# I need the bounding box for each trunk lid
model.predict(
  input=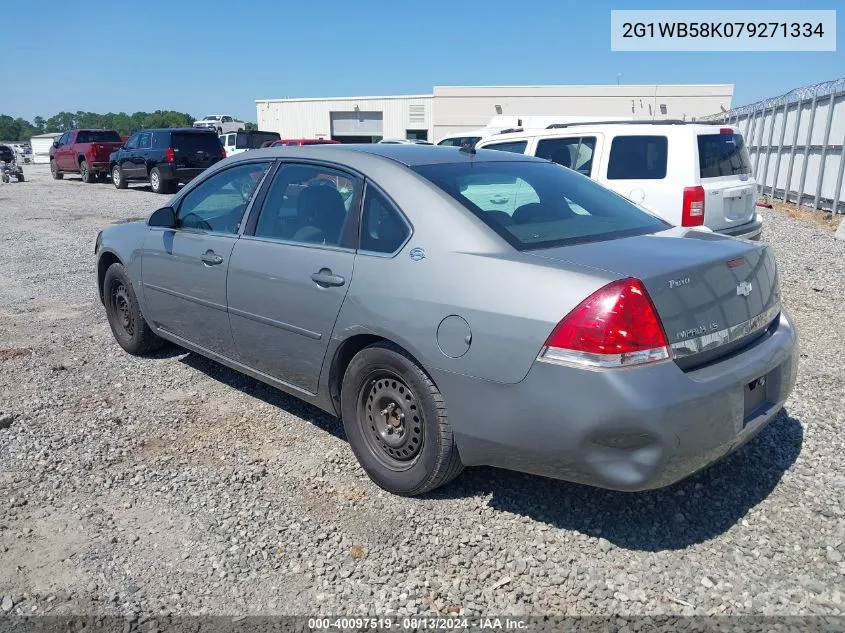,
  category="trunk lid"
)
[529,228,781,368]
[696,129,757,231]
